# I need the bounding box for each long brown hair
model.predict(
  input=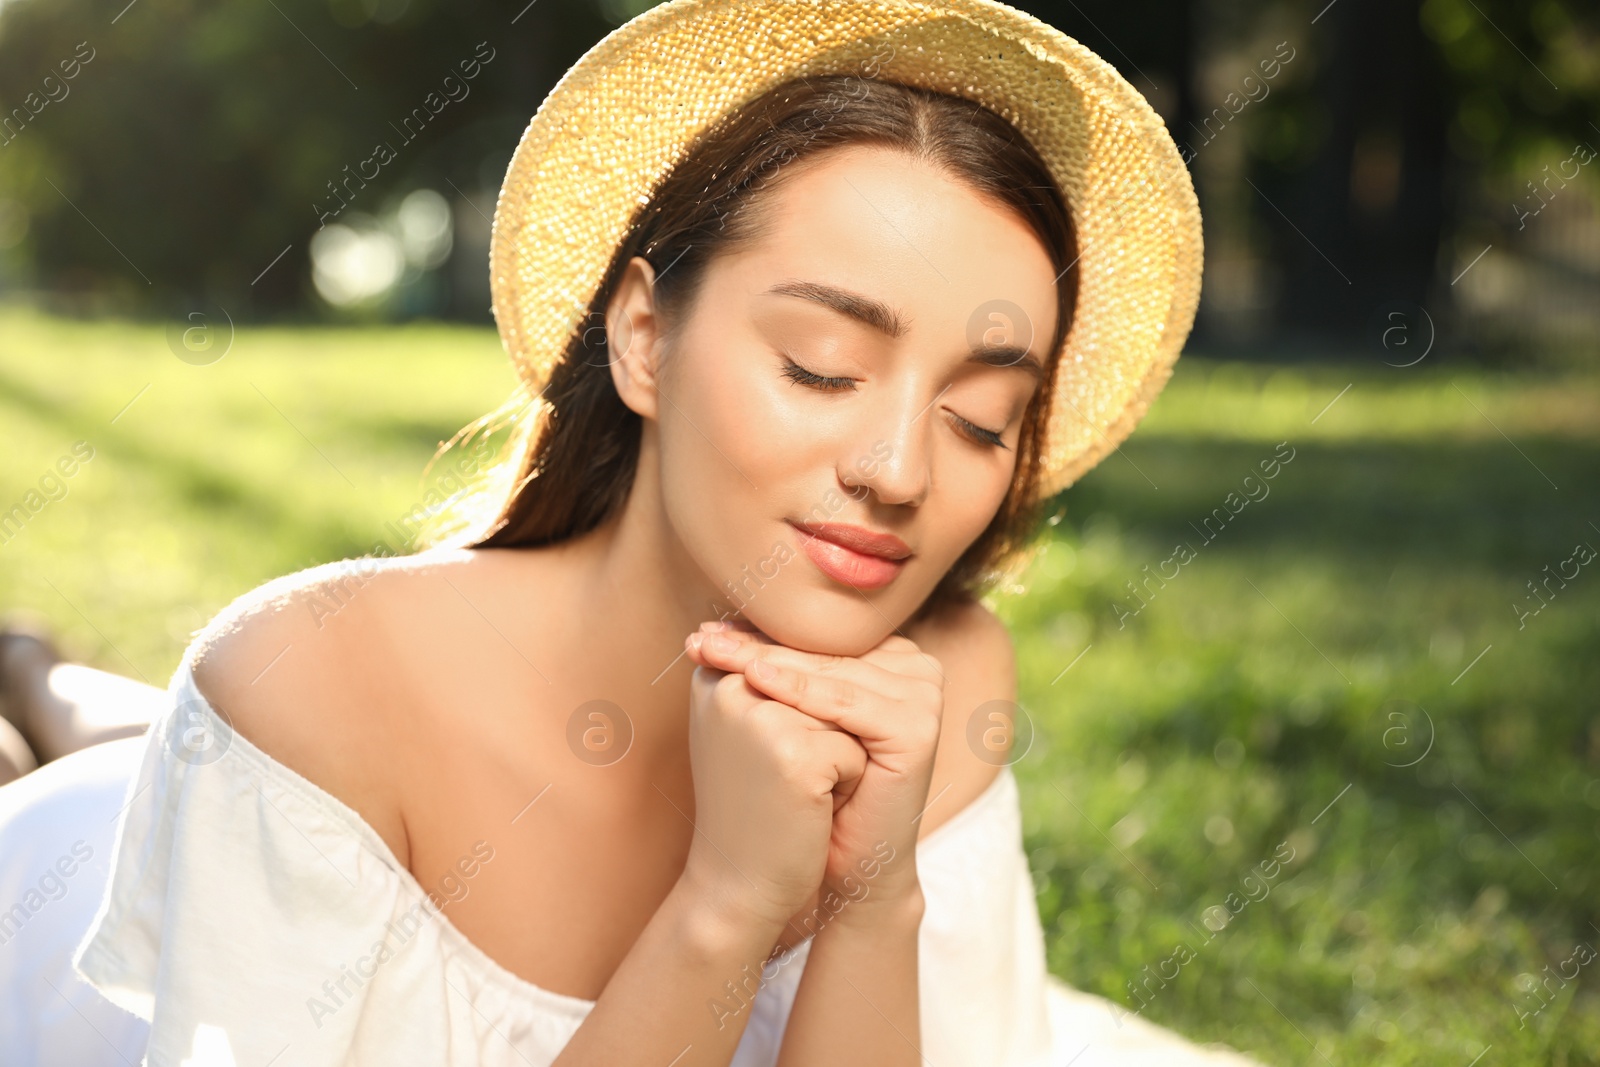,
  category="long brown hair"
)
[422,73,1078,621]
